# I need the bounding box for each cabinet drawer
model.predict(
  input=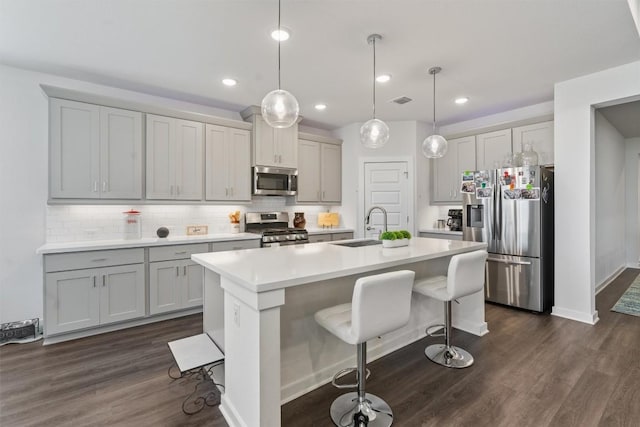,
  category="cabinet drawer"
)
[45,248,144,273]
[331,232,354,241]
[149,243,209,262]
[212,239,261,252]
[308,234,331,243]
